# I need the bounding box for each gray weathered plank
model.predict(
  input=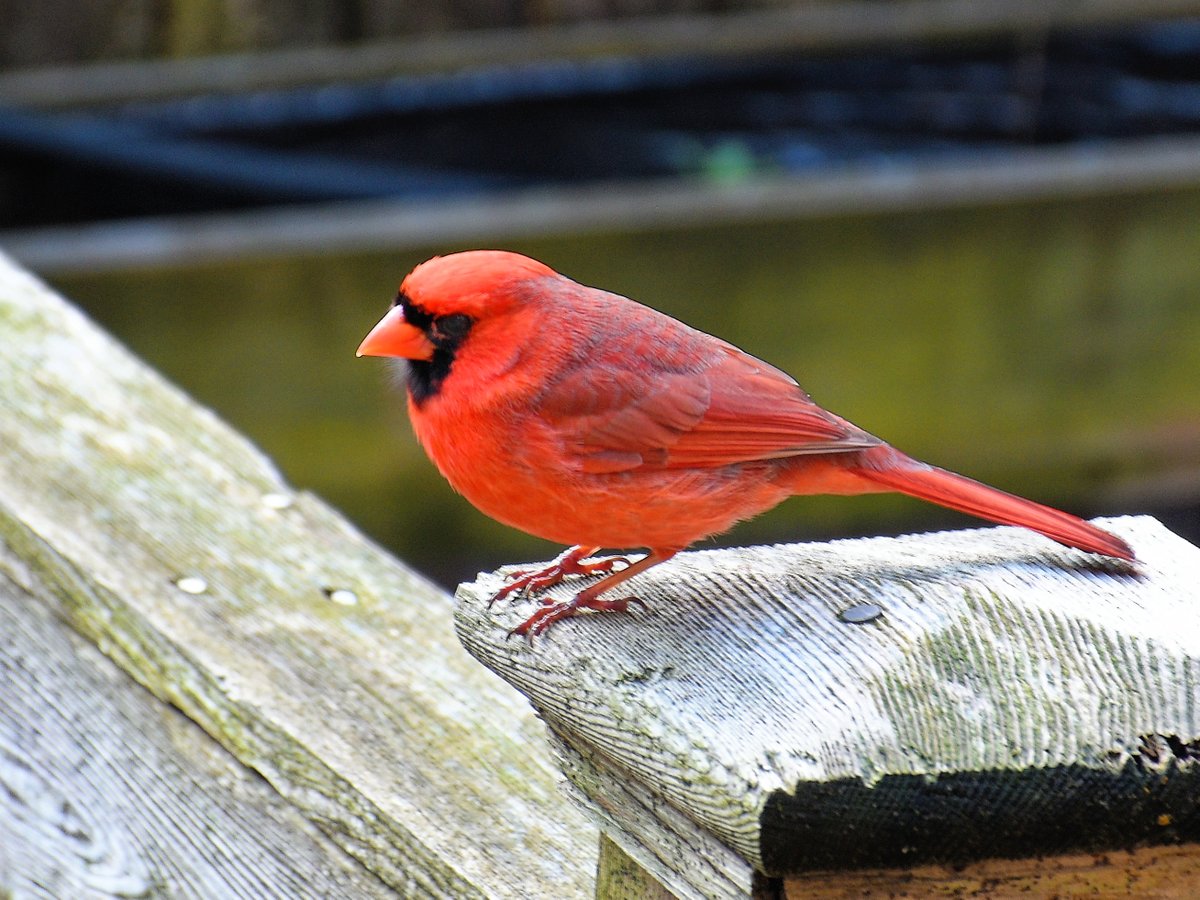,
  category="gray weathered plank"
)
[0,253,598,897]
[457,516,1199,900]
[0,568,398,899]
